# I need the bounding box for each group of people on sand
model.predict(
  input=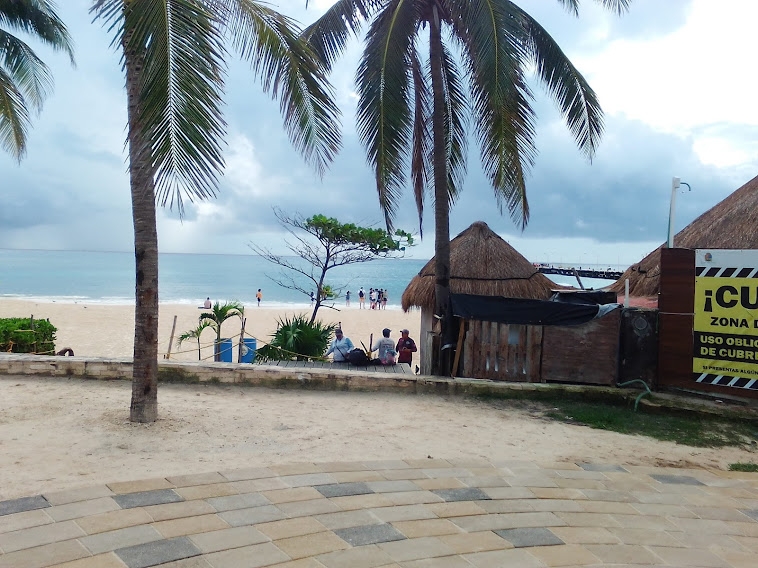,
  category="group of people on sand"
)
[346,287,388,309]
[325,327,416,366]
